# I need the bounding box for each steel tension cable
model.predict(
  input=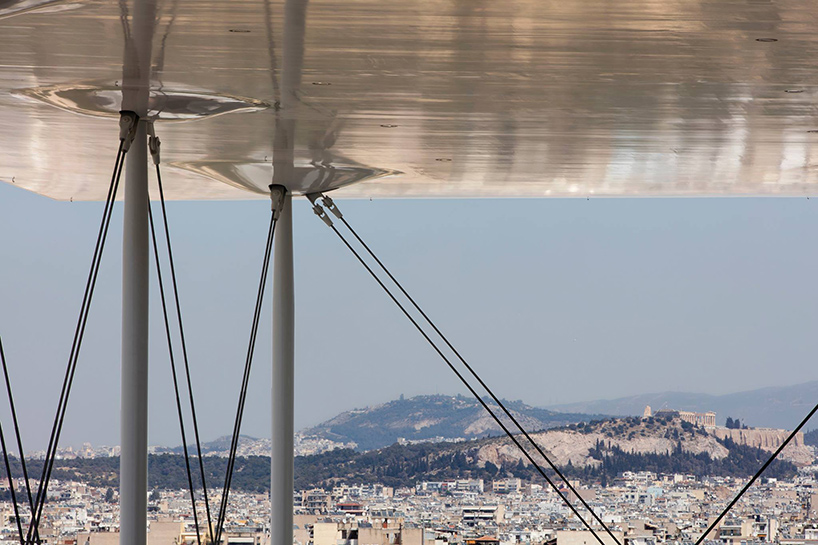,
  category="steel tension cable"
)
[0,336,25,545]
[145,124,284,545]
[28,111,139,544]
[0,334,35,518]
[146,124,215,545]
[0,418,24,545]
[213,185,284,545]
[314,194,816,545]
[148,122,213,542]
[146,125,208,545]
[313,193,620,544]
[307,195,615,545]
